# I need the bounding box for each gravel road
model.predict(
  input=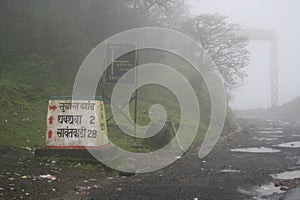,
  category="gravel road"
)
[1,119,300,200]
[87,119,300,200]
